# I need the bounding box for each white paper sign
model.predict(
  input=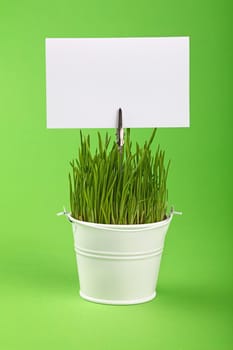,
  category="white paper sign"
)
[46,37,189,128]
